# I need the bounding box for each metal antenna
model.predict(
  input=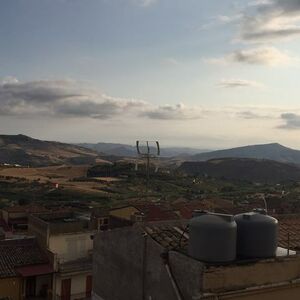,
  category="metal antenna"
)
[136,140,160,191]
[261,194,268,214]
